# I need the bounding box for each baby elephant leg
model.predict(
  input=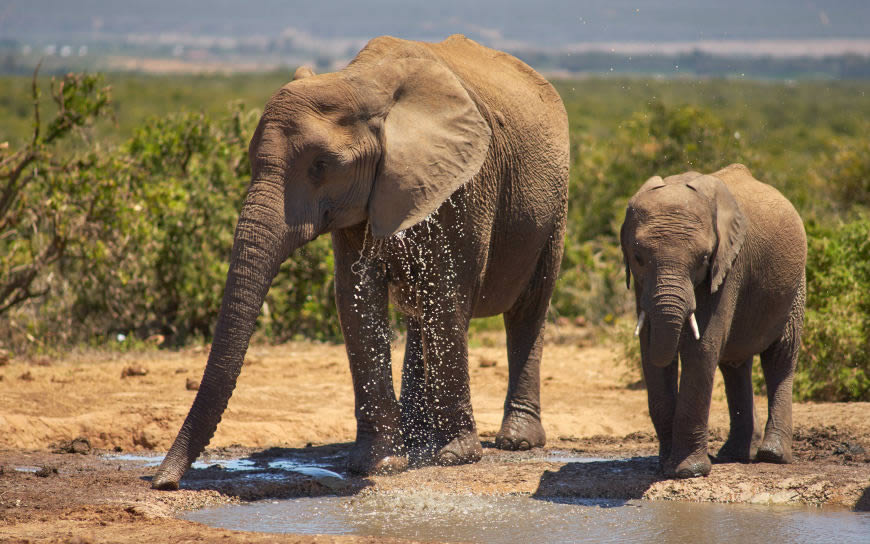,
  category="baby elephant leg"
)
[716,358,762,462]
